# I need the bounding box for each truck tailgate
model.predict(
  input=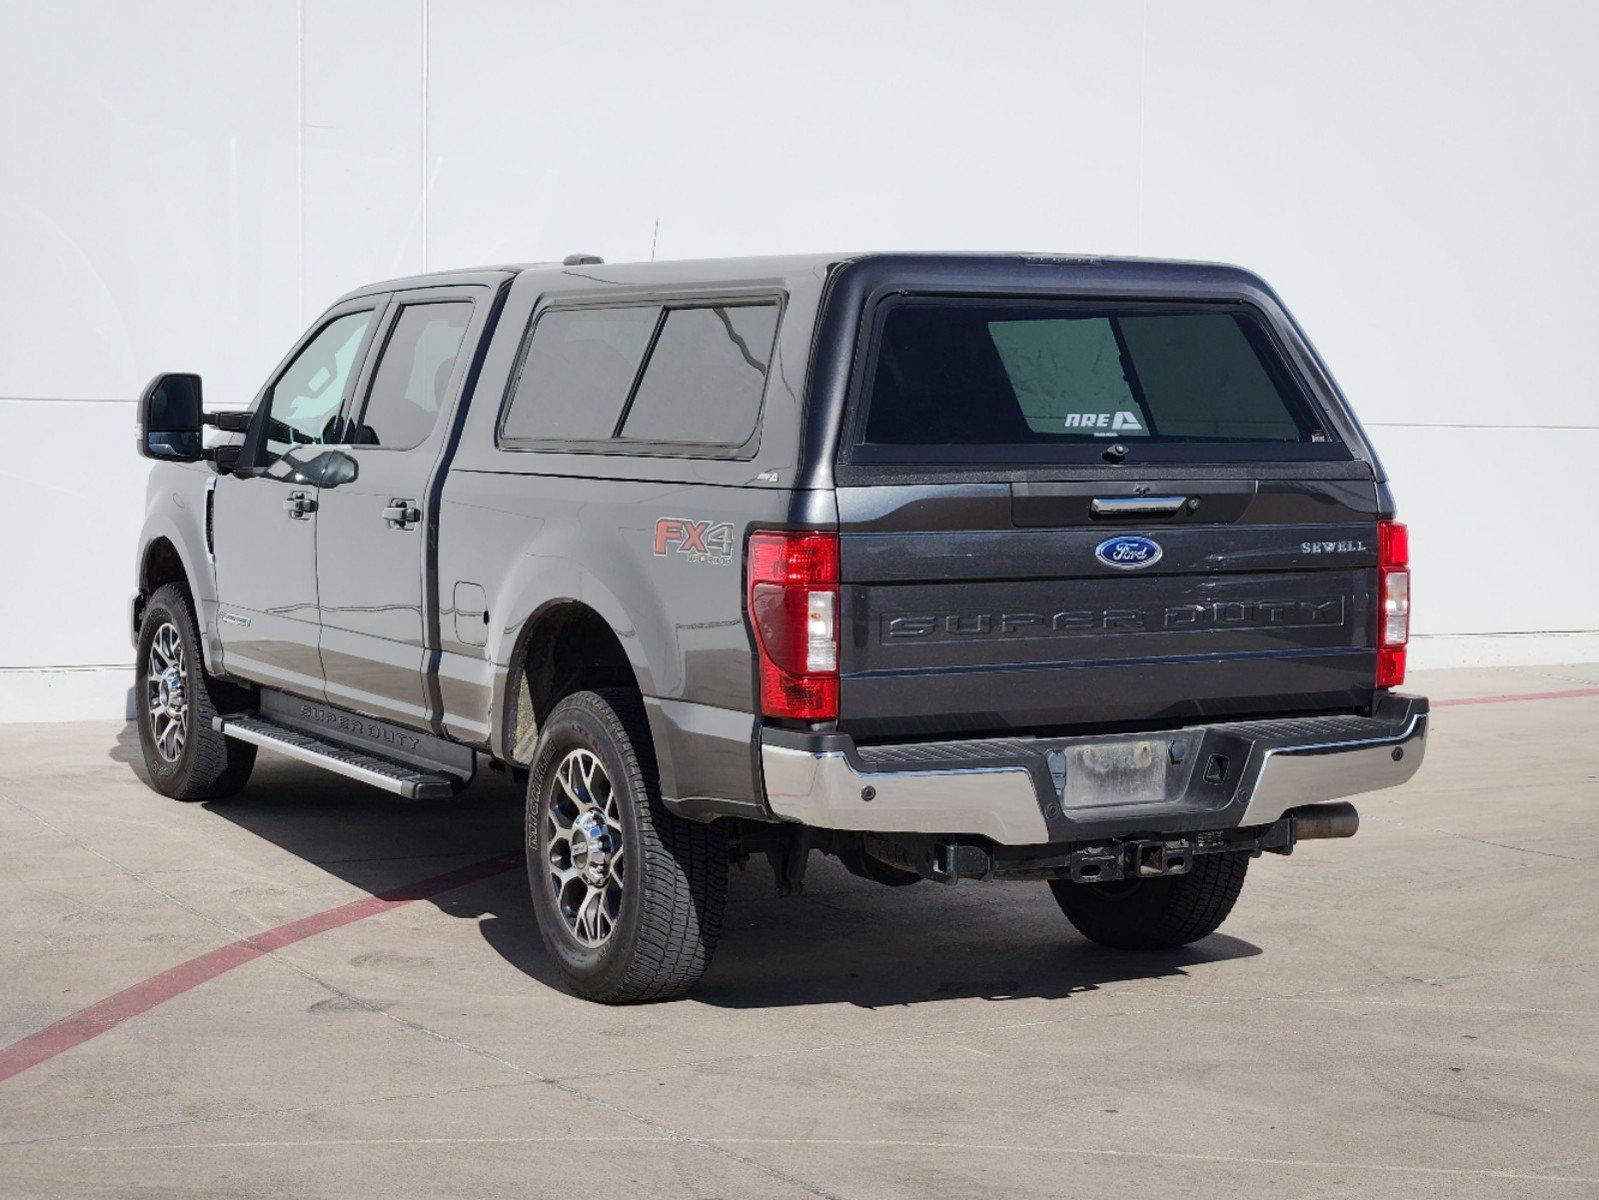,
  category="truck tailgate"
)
[836,476,1380,739]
